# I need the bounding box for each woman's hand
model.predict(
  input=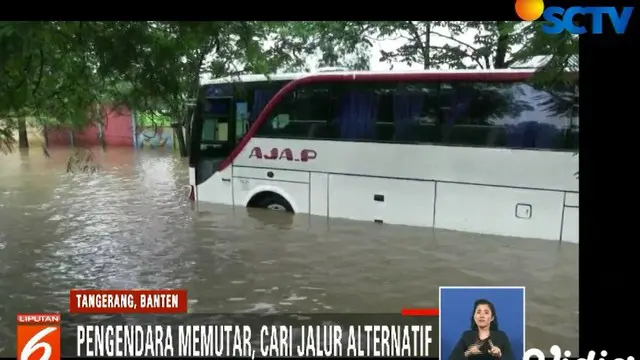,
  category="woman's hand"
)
[488,340,502,358]
[464,343,482,357]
